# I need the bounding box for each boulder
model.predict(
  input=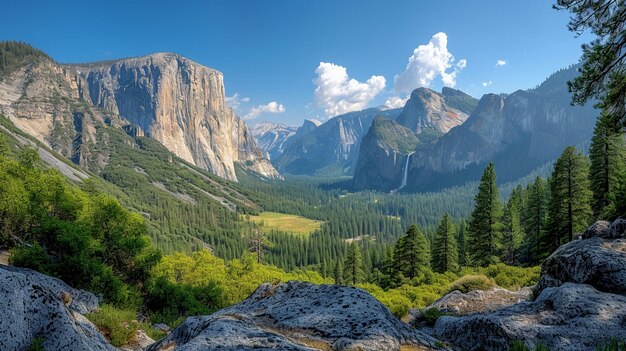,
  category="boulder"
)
[148,281,444,351]
[582,220,611,239]
[0,265,115,351]
[435,283,626,351]
[534,236,626,296]
[415,287,532,319]
[610,217,626,238]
